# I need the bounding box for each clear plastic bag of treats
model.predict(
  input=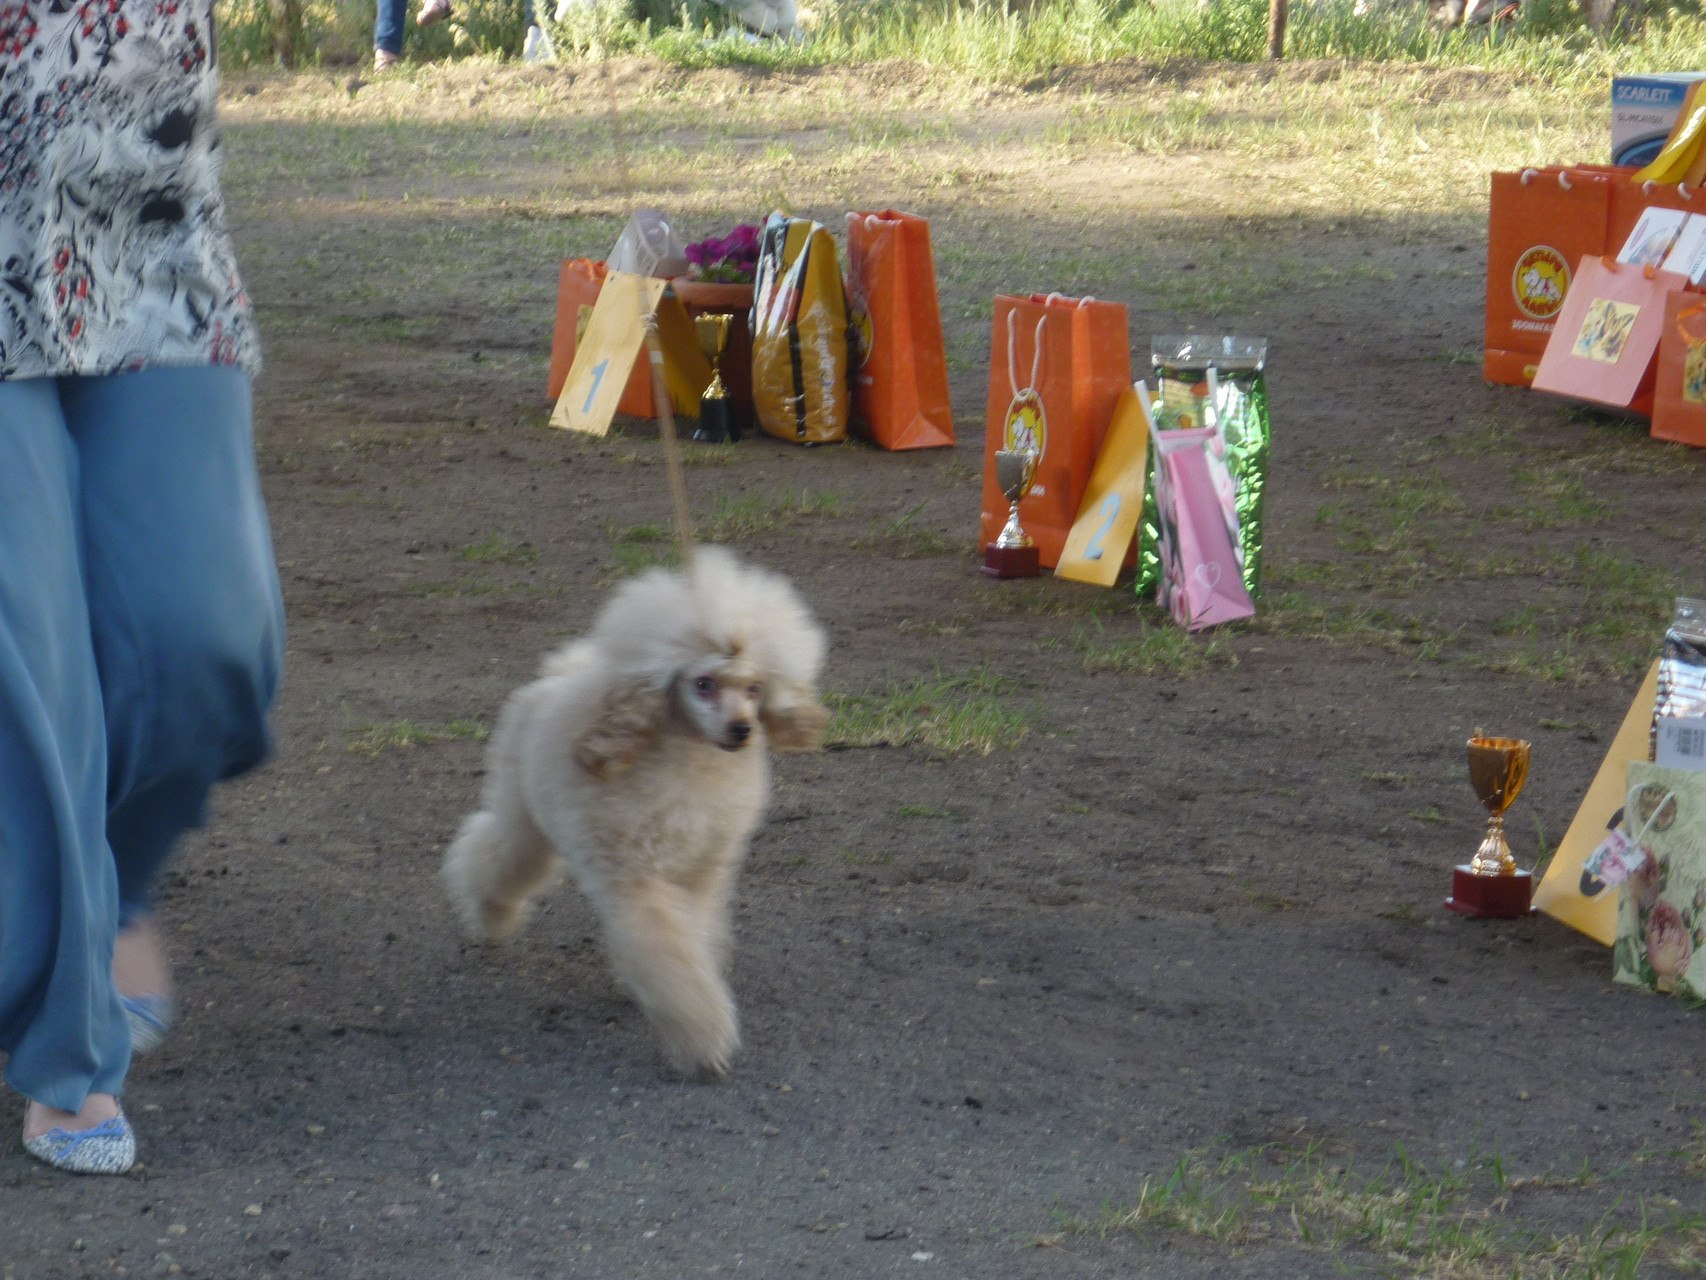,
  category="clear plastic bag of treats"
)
[1135,336,1270,601]
[1653,597,1706,769]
